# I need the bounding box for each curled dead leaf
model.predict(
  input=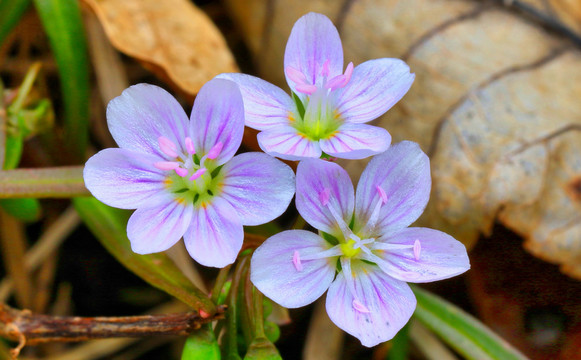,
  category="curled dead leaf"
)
[83,0,238,96]
[224,0,581,278]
